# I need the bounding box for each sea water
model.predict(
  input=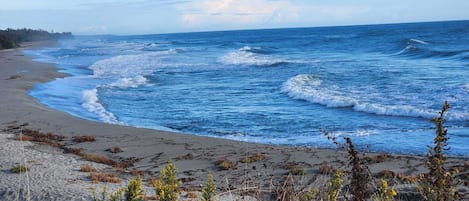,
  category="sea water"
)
[25,21,469,156]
